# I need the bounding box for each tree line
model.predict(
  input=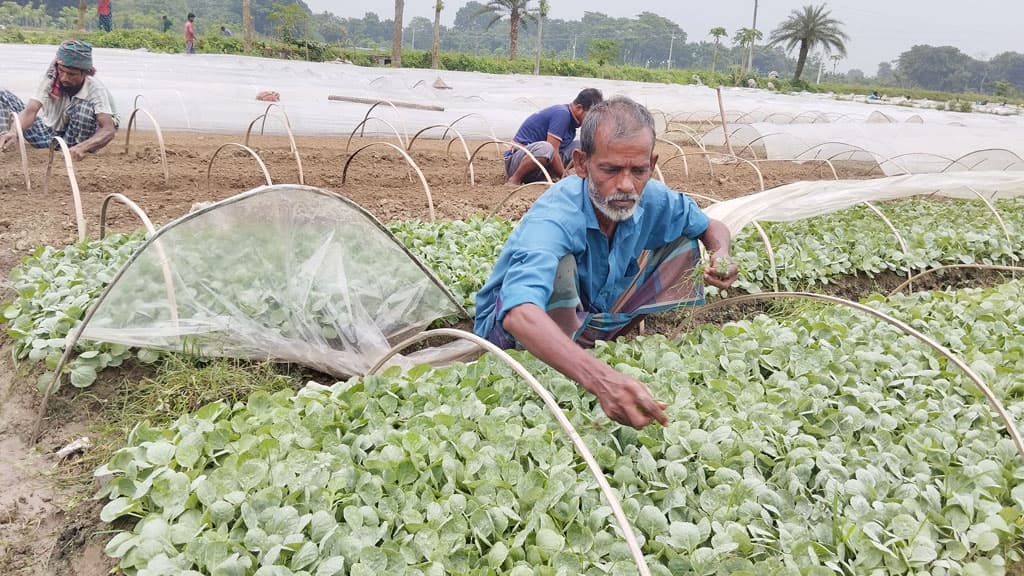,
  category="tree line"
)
[3,0,1023,97]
